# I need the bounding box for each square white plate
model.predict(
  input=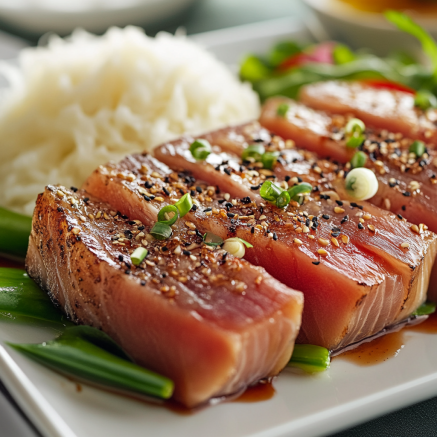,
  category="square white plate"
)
[2,17,437,437]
